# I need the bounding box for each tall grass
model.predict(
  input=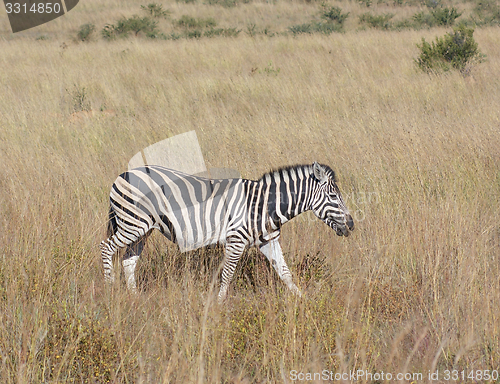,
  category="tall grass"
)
[0,27,499,381]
